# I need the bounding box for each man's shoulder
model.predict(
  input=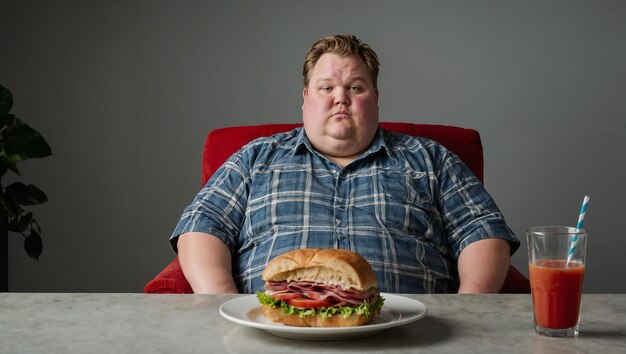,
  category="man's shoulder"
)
[228,127,302,168]
[243,127,302,151]
[381,128,447,153]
